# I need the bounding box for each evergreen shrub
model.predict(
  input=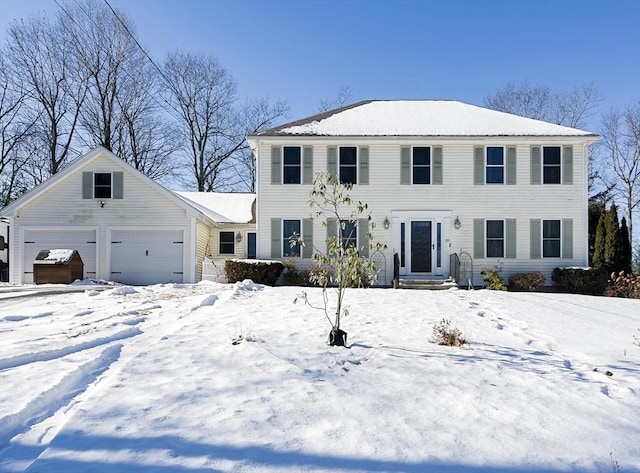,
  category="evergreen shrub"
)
[225,260,284,285]
[551,267,608,295]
